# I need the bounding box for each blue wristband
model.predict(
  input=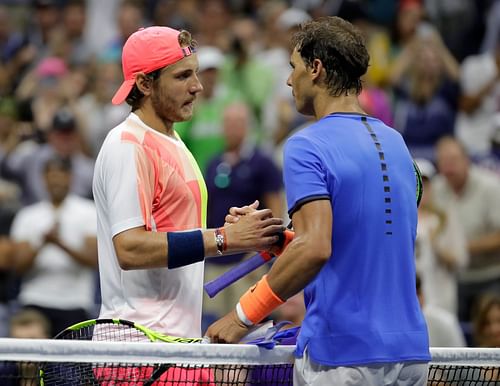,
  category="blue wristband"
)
[167,230,205,269]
